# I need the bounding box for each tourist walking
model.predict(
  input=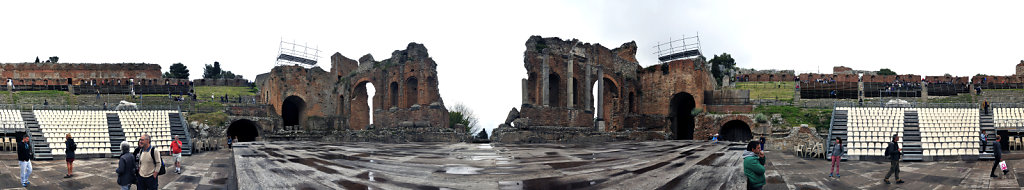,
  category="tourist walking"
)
[65,133,77,178]
[830,137,844,178]
[883,134,904,184]
[981,133,988,153]
[116,141,136,190]
[991,135,1004,178]
[17,135,33,187]
[744,140,766,190]
[136,134,162,190]
[172,135,183,174]
[227,136,233,149]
